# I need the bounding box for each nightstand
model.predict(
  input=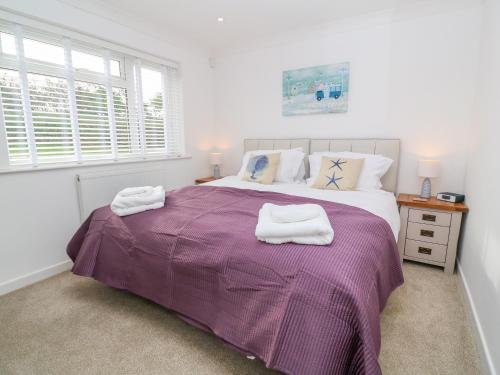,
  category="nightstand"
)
[397,194,469,274]
[195,176,223,185]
